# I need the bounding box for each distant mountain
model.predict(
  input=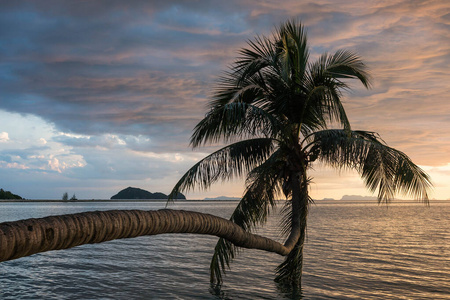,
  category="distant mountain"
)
[203,196,241,200]
[110,187,186,200]
[340,195,377,201]
[0,188,22,200]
